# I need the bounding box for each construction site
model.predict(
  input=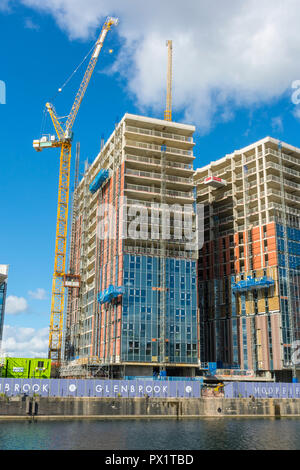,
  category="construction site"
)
[28,17,300,383]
